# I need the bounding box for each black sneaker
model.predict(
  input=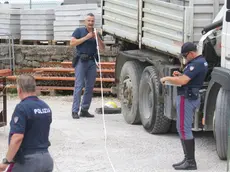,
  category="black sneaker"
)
[72,112,80,119]
[80,110,94,118]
